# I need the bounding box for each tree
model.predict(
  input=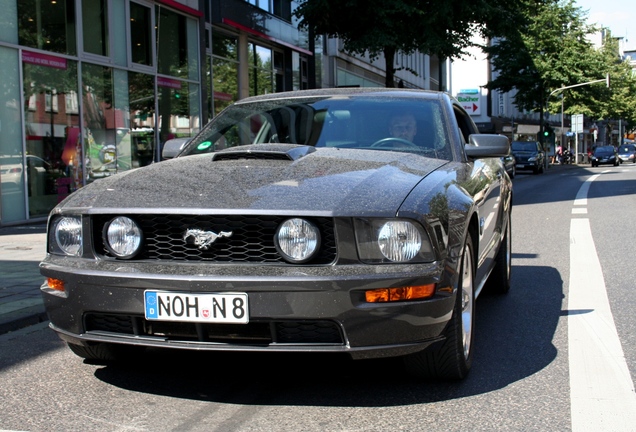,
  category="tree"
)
[485,0,600,136]
[485,0,636,143]
[575,35,636,135]
[294,0,526,88]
